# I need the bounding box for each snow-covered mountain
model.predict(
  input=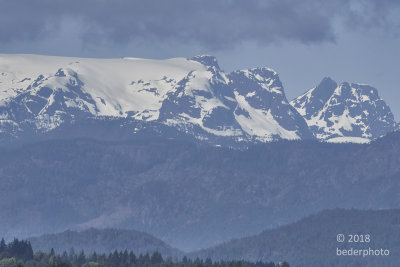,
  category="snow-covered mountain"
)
[1,54,397,145]
[290,77,397,143]
[0,54,312,145]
